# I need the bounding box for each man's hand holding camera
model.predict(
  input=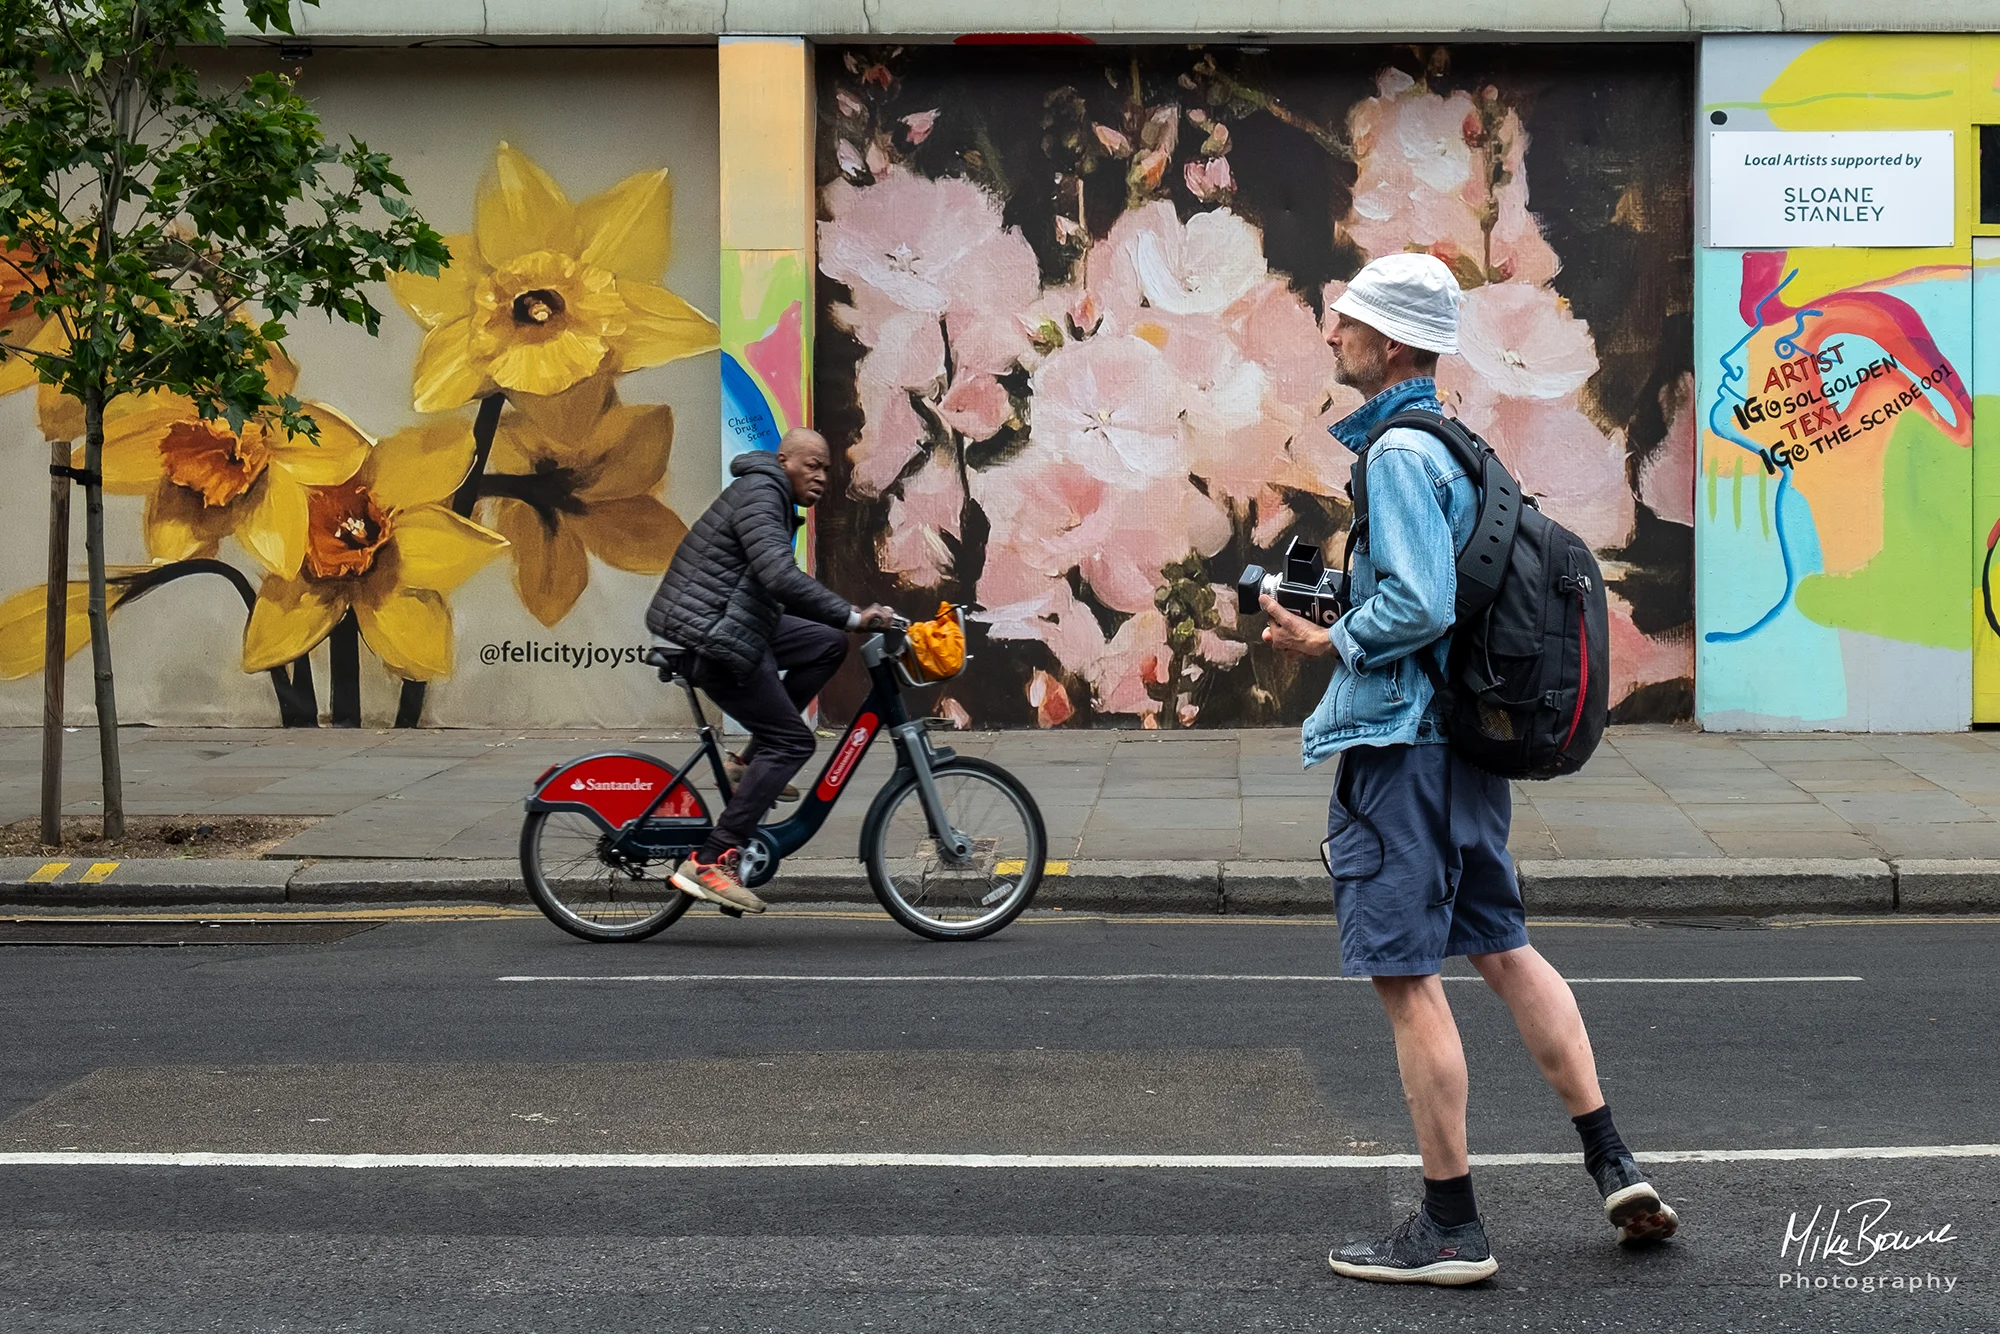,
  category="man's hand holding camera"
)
[1260,595,1340,660]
